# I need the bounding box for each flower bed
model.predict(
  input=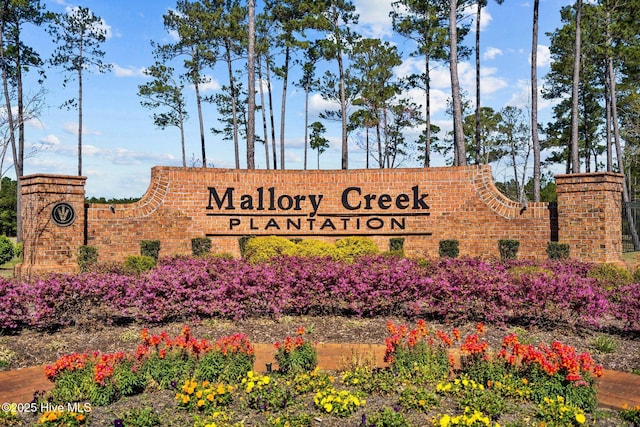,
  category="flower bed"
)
[2,321,637,426]
[1,256,639,332]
